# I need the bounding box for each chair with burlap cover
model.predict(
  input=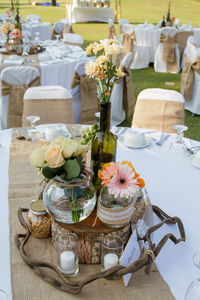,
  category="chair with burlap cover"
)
[132,88,185,133]
[0,66,40,130]
[181,44,200,115]
[154,27,180,73]
[71,58,98,124]
[22,85,74,126]
[110,52,135,126]
[52,22,65,39]
[121,28,150,69]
